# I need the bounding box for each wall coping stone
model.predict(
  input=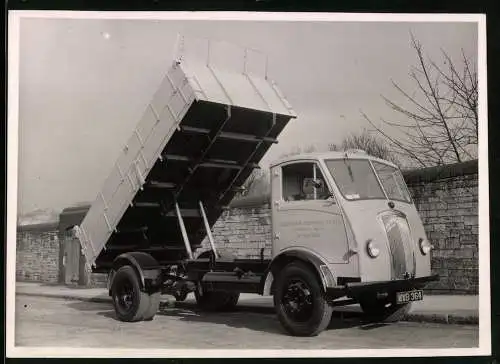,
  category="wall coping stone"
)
[58,204,91,231]
[228,160,478,208]
[17,222,59,233]
[403,160,478,185]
